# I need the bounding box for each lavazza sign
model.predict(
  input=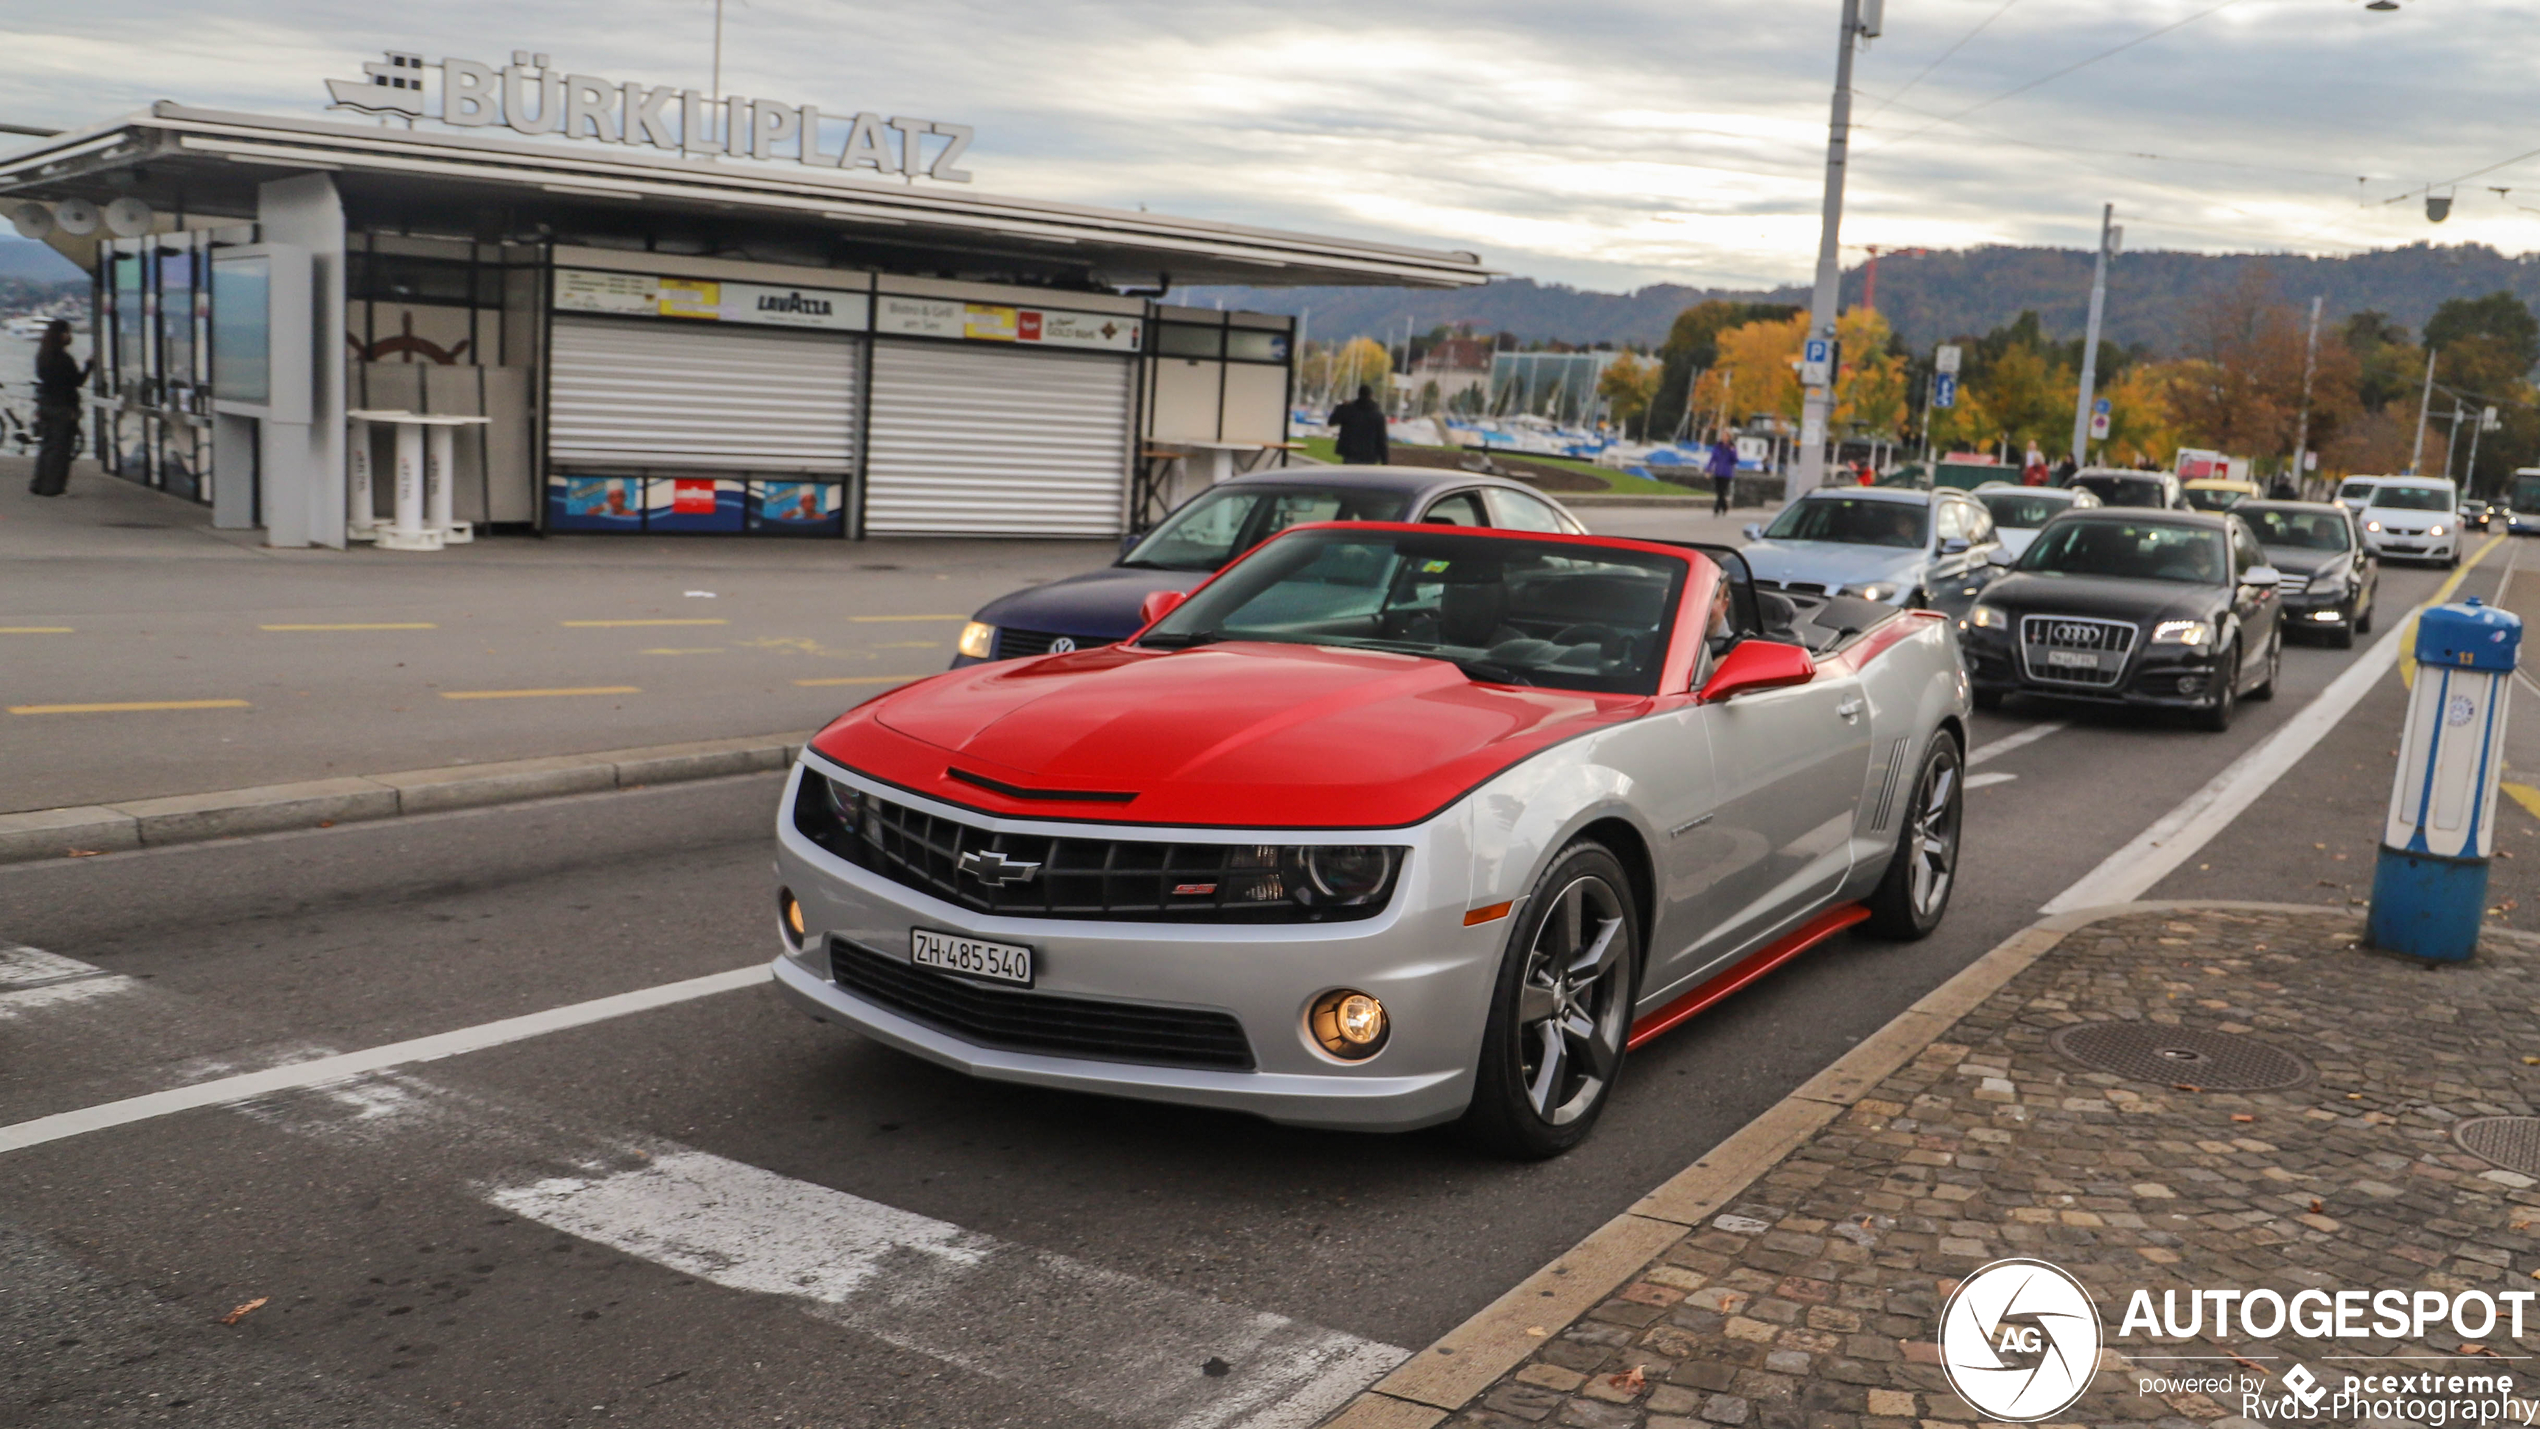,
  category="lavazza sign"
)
[325,49,974,182]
